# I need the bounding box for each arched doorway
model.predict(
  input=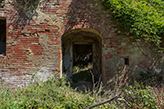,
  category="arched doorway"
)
[62,29,102,85]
